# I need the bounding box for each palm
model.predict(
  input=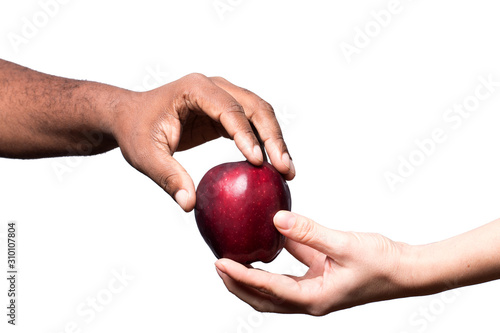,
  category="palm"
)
[215,213,407,315]
[176,112,227,151]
